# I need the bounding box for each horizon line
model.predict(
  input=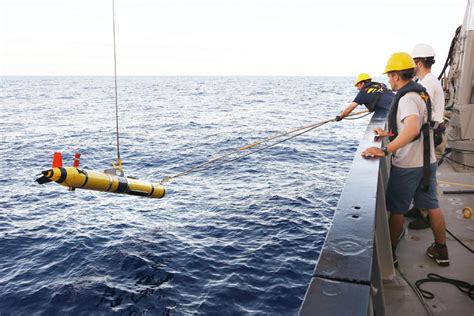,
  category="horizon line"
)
[0,74,386,77]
